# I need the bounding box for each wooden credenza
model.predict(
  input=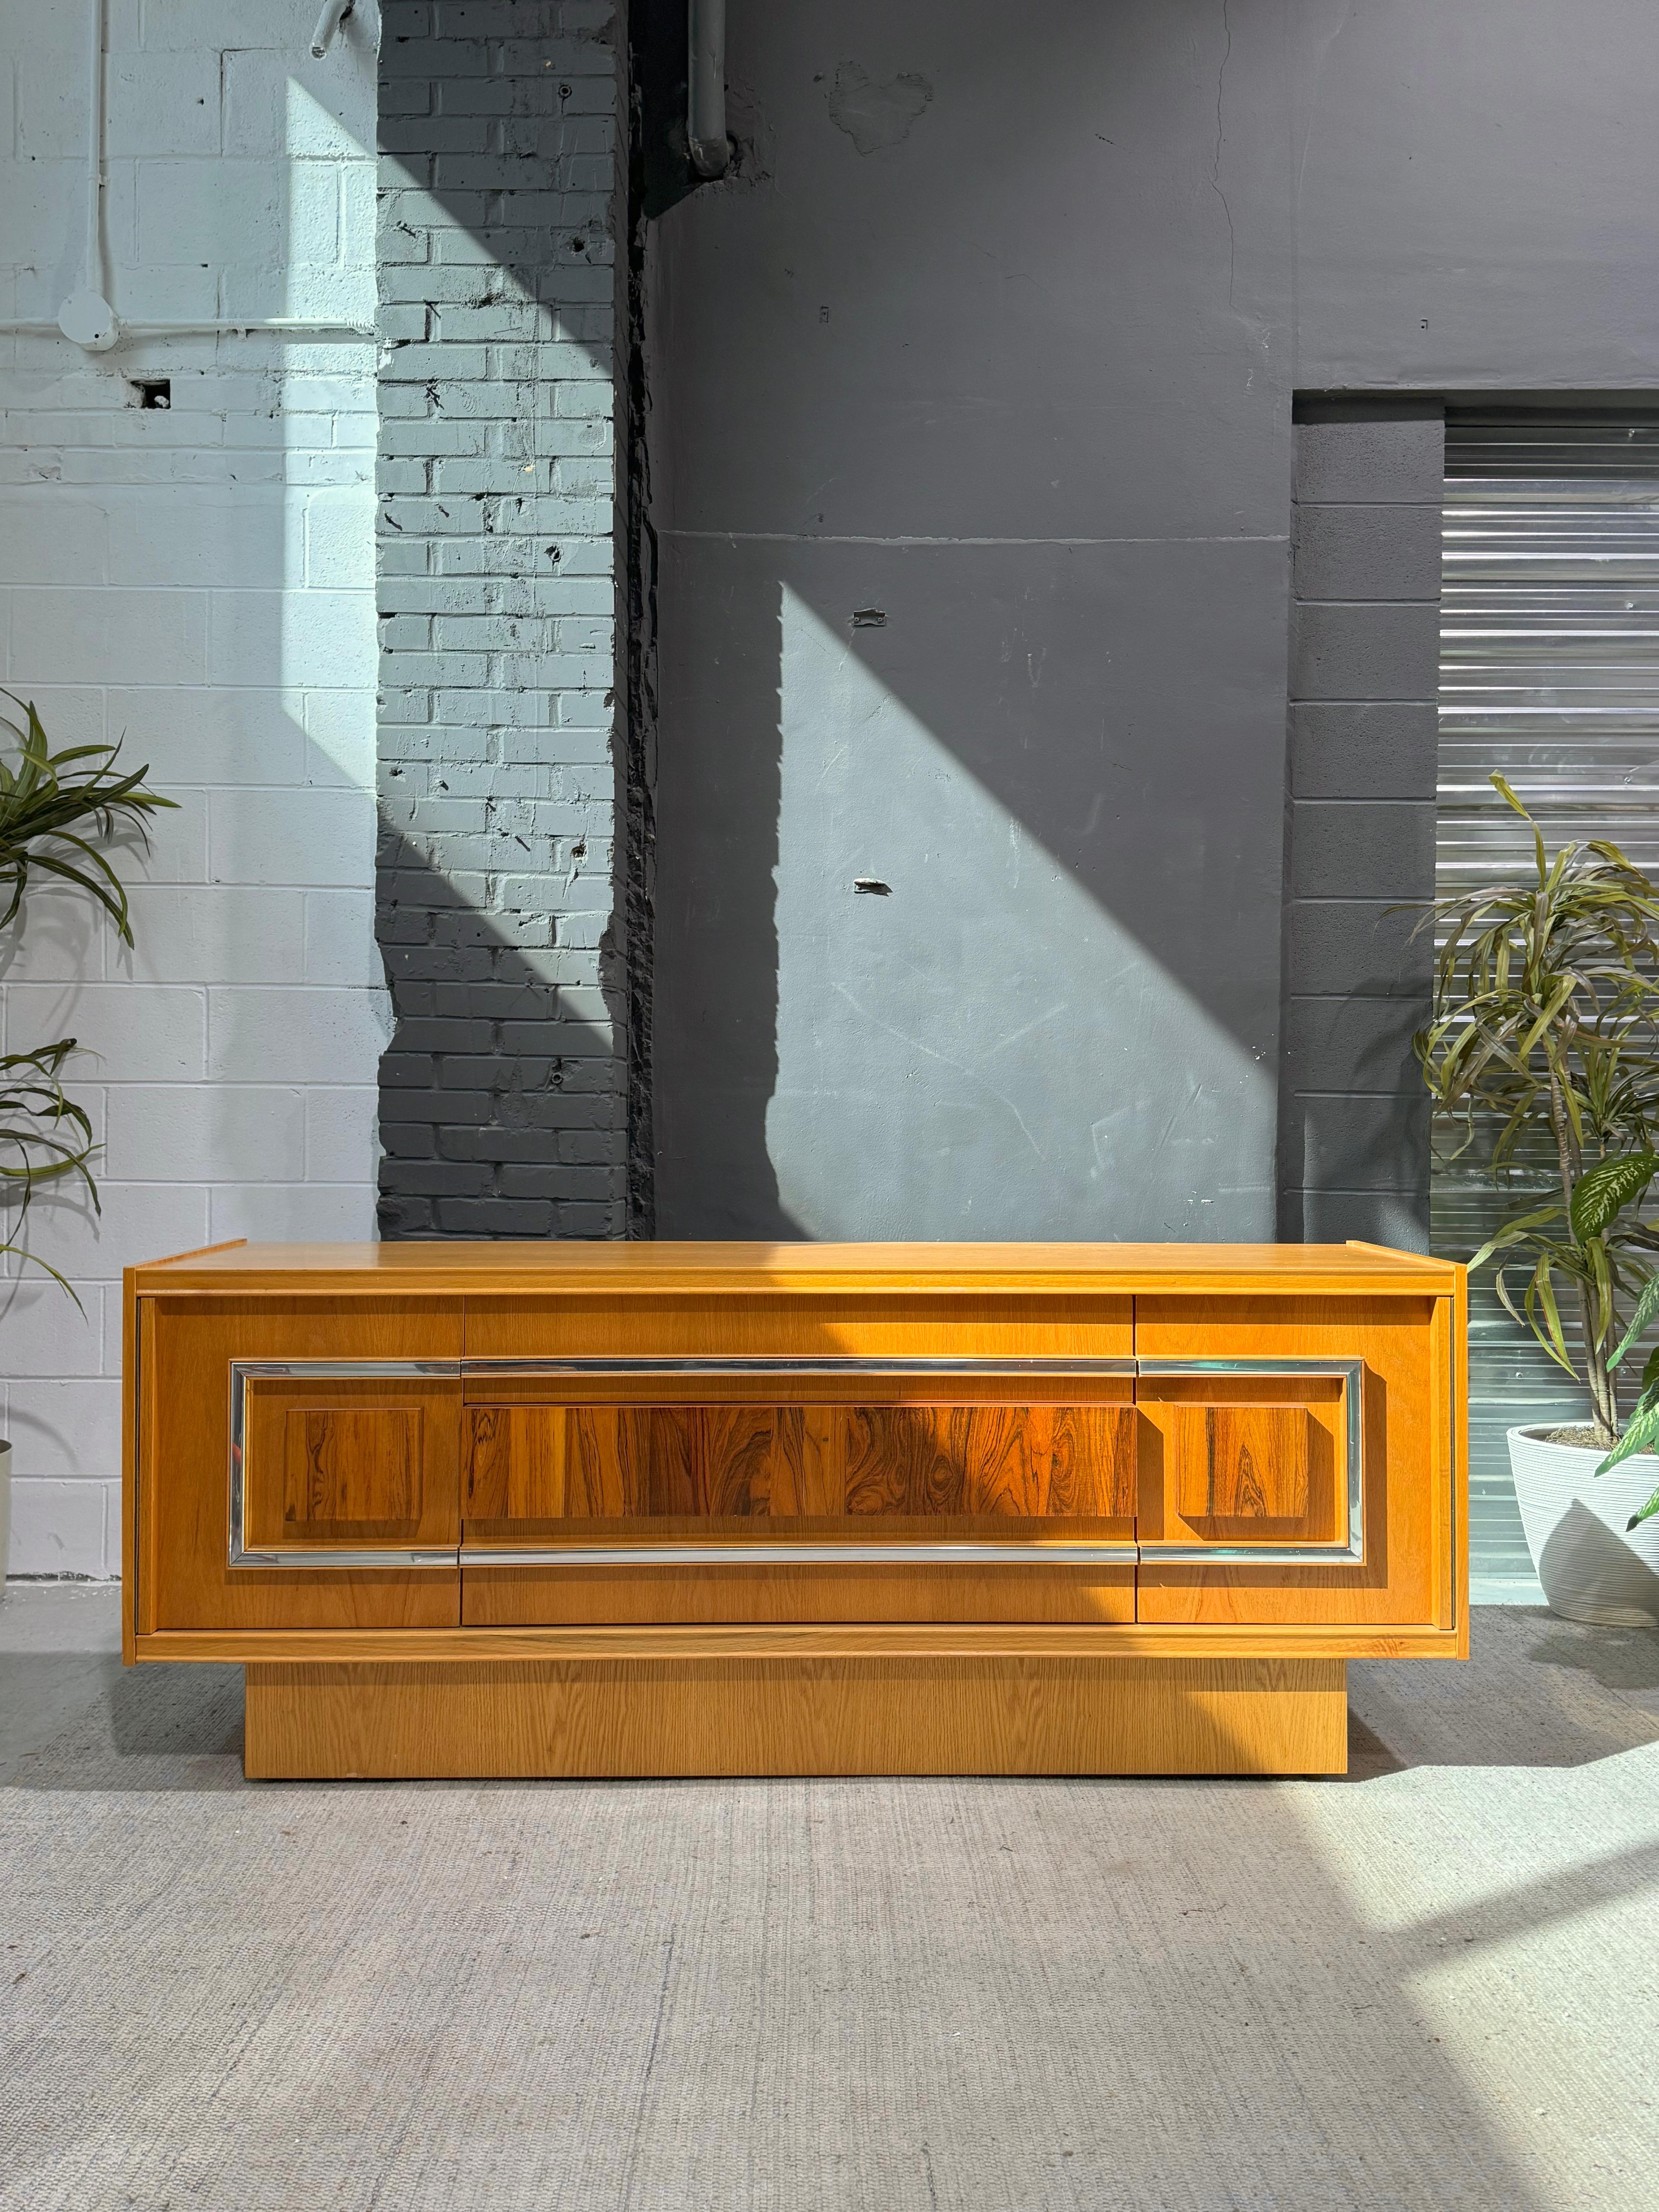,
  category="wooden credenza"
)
[122,1240,1467,1778]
